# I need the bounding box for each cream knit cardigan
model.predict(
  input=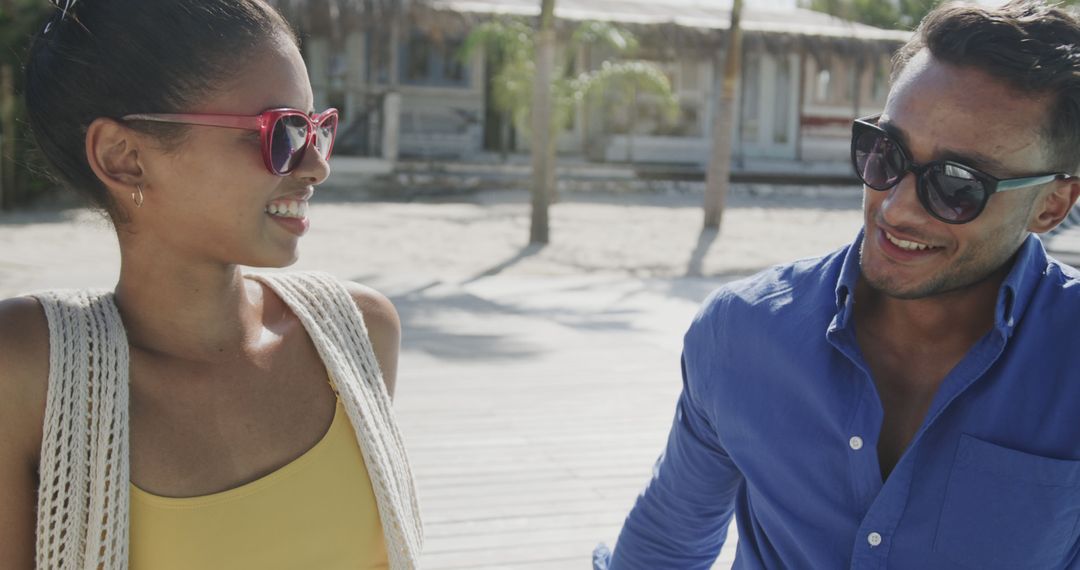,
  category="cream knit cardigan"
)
[30,271,423,570]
